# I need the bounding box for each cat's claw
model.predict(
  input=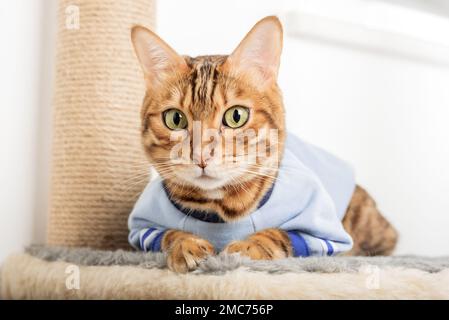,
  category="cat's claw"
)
[166,237,215,273]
